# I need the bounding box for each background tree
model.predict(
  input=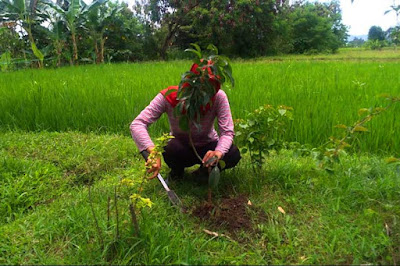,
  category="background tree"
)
[105,2,150,61]
[289,1,347,54]
[0,0,350,68]
[86,1,122,63]
[368,26,385,41]
[0,0,47,67]
[347,37,365,47]
[45,0,106,64]
[135,0,201,60]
